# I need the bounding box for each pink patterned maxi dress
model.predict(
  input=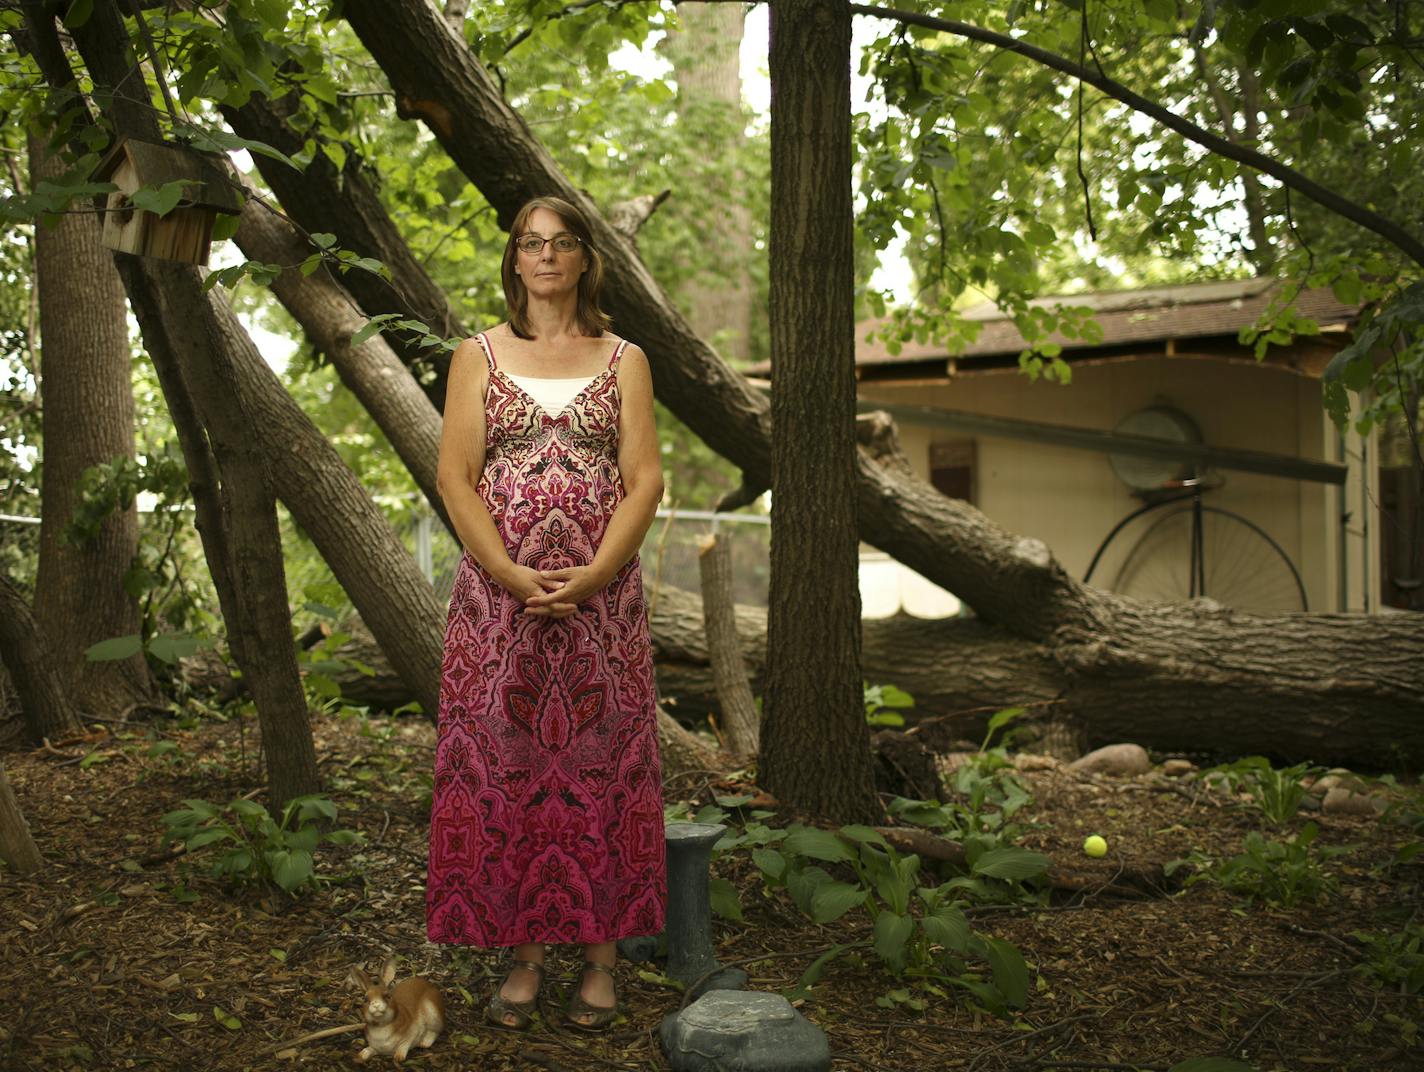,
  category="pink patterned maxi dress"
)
[426,332,667,947]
